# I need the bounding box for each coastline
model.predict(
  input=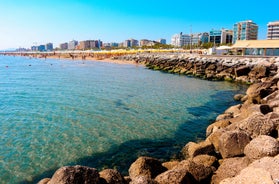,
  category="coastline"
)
[2,53,279,183]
